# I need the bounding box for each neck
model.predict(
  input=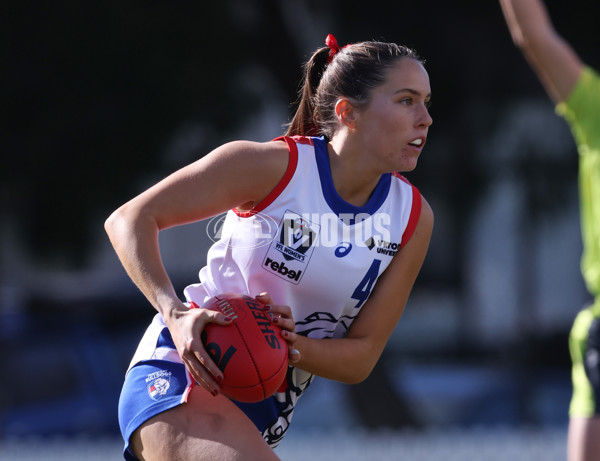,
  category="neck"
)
[327,134,382,207]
